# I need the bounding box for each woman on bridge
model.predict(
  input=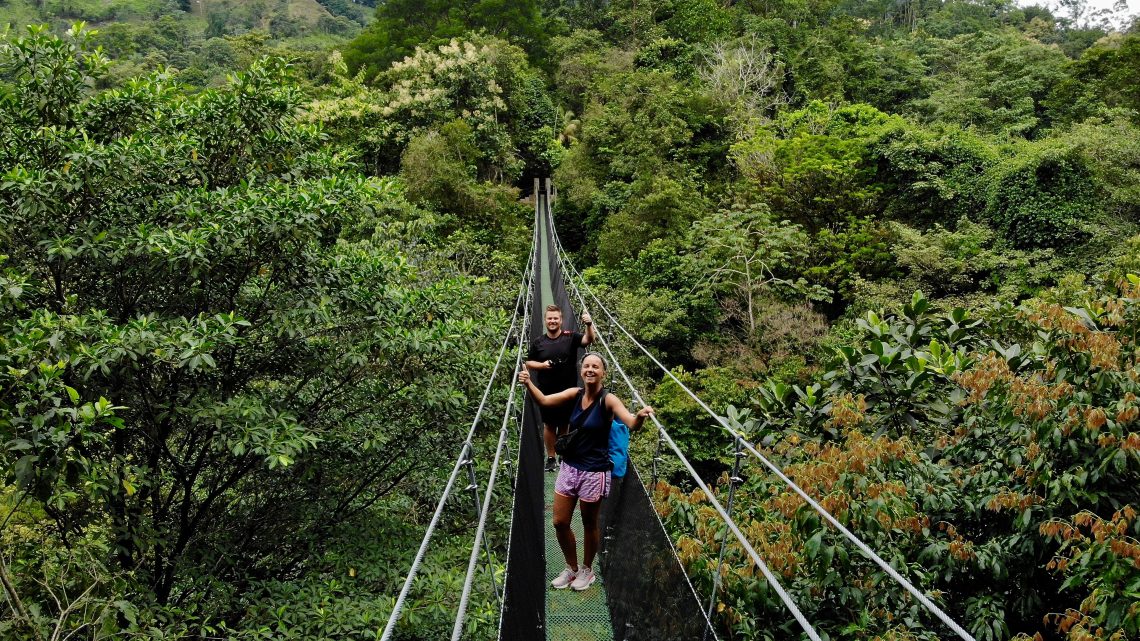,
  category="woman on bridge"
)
[519,353,653,591]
